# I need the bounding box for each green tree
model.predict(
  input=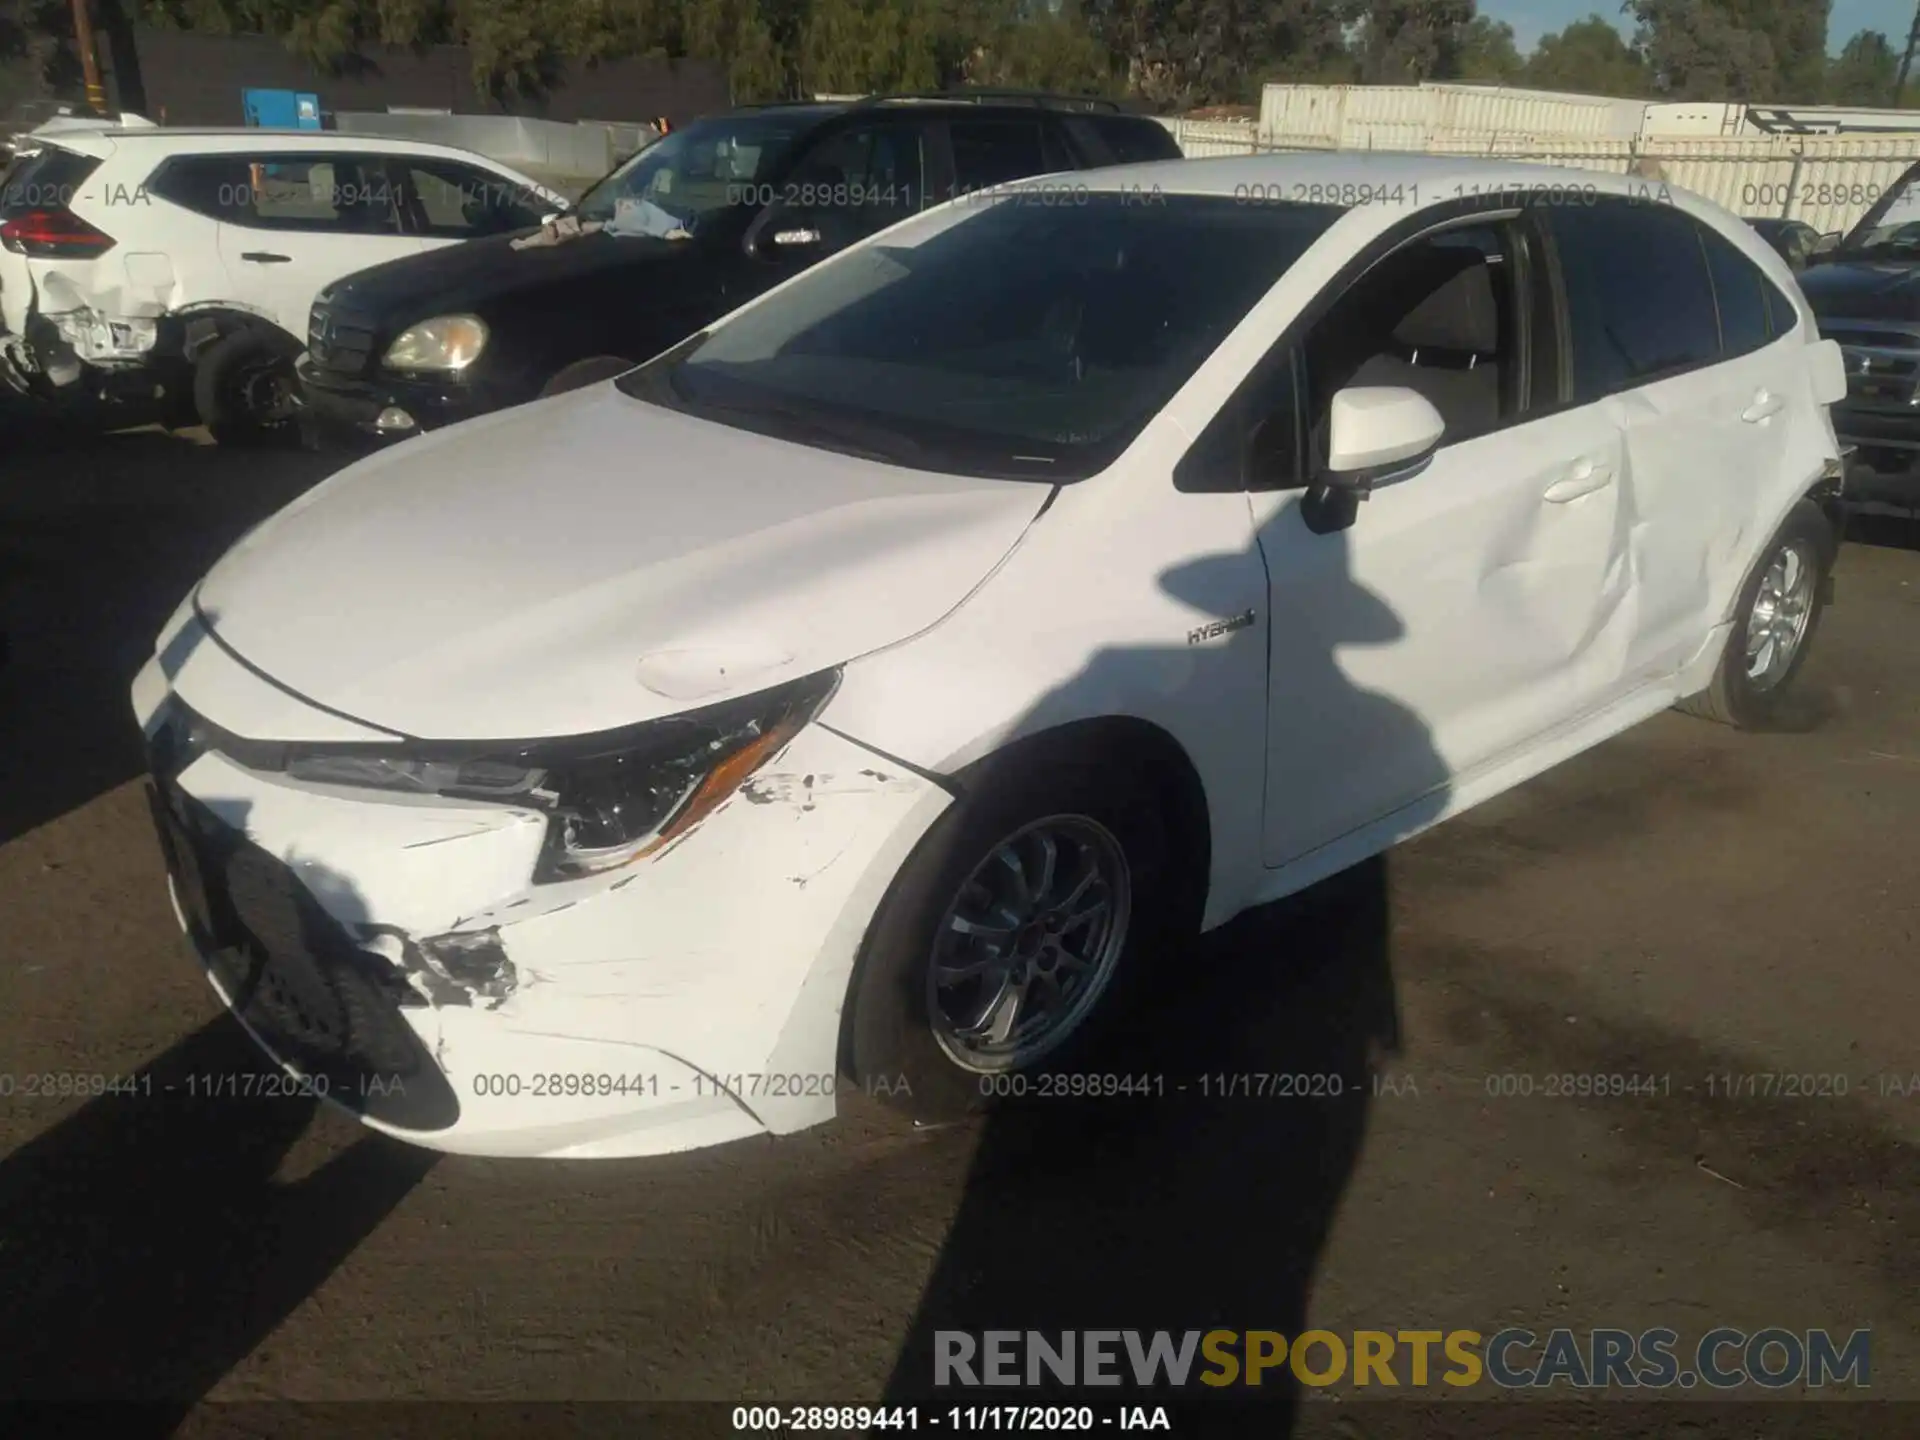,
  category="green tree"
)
[1825,27,1897,104]
[1624,0,1827,100]
[1351,0,1478,84]
[1453,13,1521,81]
[1523,15,1653,94]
